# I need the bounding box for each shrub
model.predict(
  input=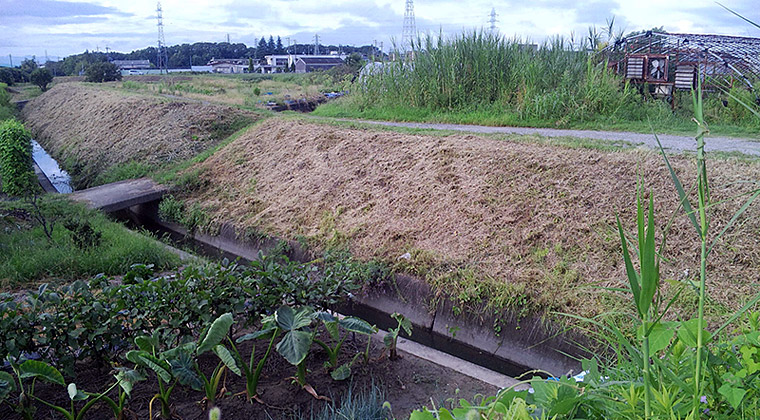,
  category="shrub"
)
[0,83,13,121]
[30,68,53,91]
[0,119,36,196]
[85,62,122,83]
